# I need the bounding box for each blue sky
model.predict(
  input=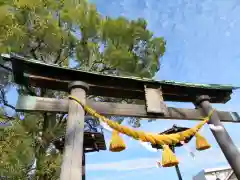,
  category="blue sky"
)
[4,0,240,179]
[85,0,240,179]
